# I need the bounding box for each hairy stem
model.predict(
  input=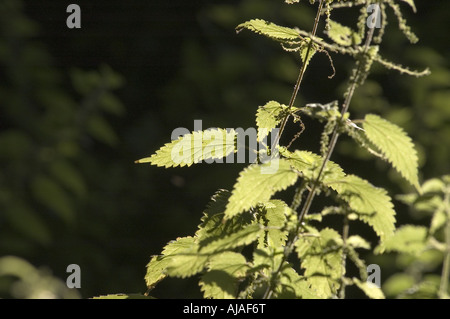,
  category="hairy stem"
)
[263,1,378,299]
[262,0,325,299]
[271,0,325,151]
[298,24,376,226]
[339,215,350,299]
